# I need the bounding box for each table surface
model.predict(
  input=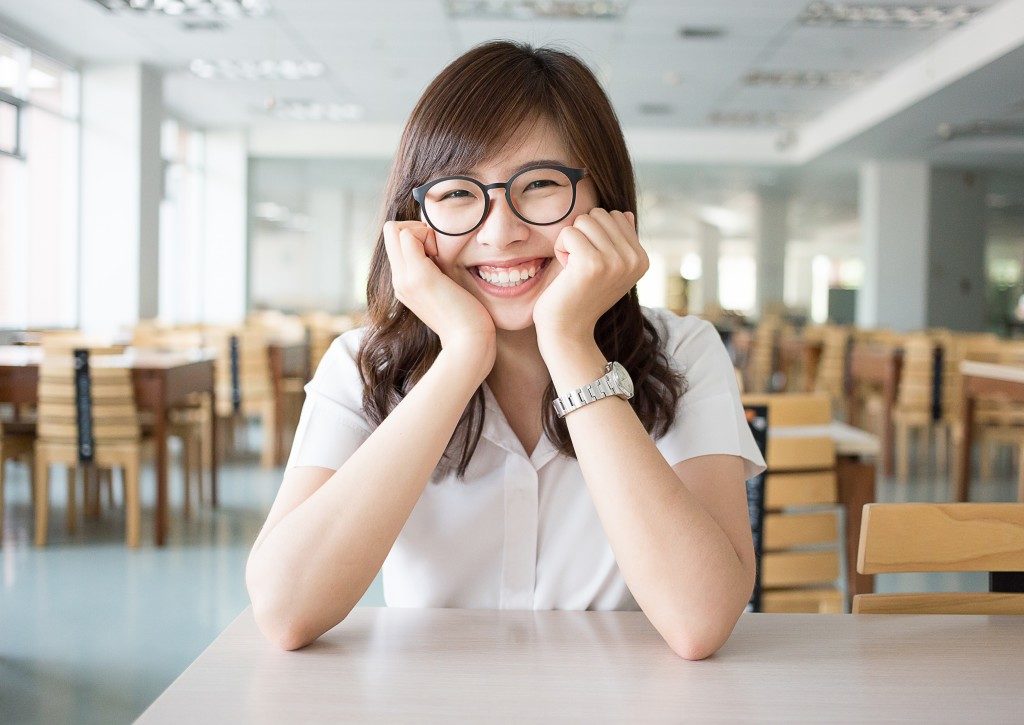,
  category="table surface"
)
[771,420,880,458]
[0,345,217,369]
[961,360,1024,384]
[139,607,1023,723]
